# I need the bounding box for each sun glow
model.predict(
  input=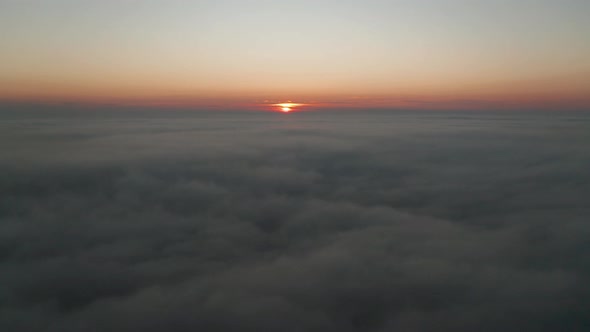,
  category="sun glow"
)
[274,102,303,113]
